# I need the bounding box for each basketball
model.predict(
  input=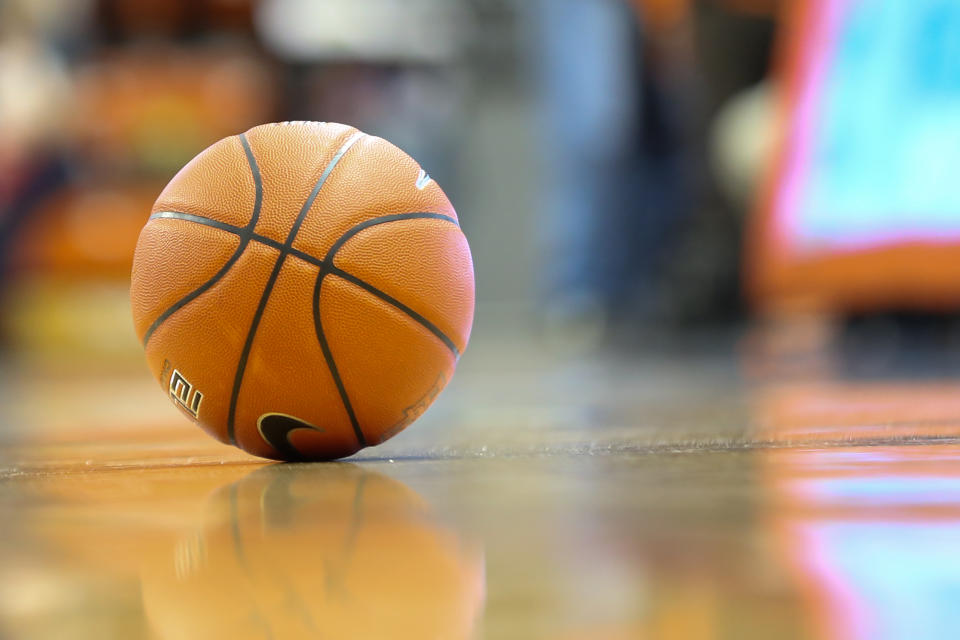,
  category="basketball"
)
[130,122,475,461]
